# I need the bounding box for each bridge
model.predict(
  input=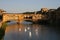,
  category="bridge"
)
[2,13,48,23]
